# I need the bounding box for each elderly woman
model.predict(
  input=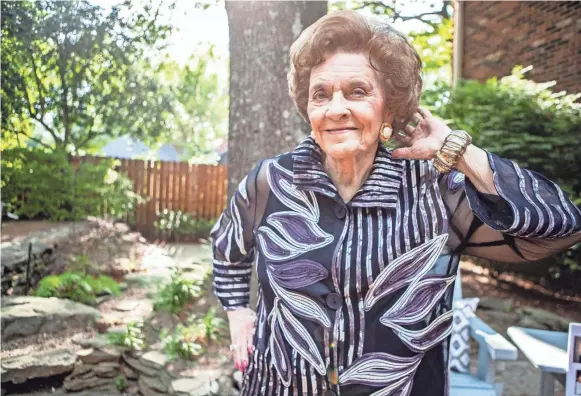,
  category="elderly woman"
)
[211,10,581,396]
